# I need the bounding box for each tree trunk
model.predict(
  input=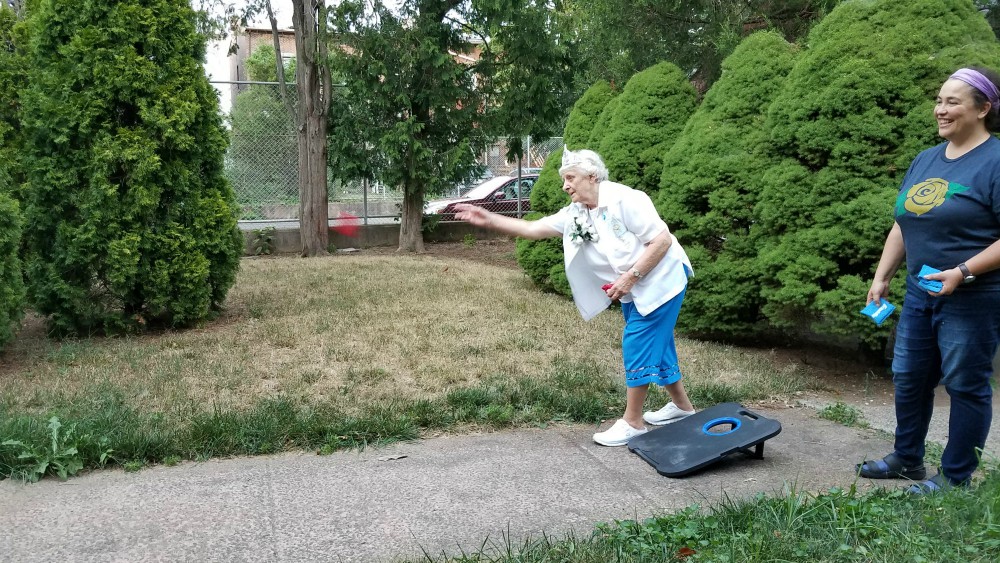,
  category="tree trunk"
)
[398,183,425,253]
[292,0,330,257]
